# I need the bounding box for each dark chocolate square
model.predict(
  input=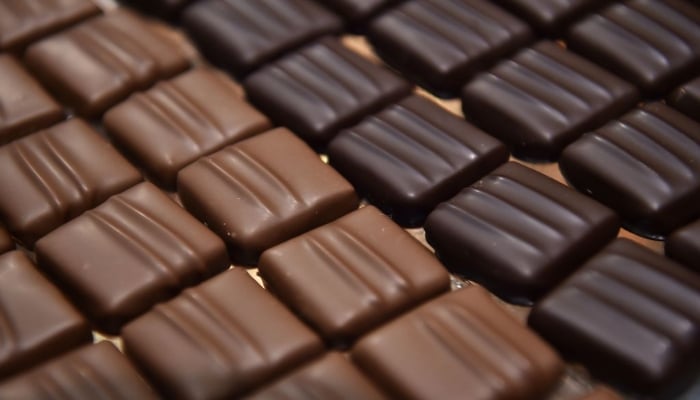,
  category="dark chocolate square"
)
[424,162,620,303]
[259,206,450,345]
[244,37,412,145]
[0,251,91,378]
[178,128,359,264]
[122,268,324,400]
[104,68,271,188]
[668,76,700,122]
[560,103,700,238]
[182,0,342,77]
[320,0,399,25]
[24,10,190,117]
[0,119,142,247]
[529,239,700,396]
[351,285,564,400]
[328,94,508,226]
[493,0,609,35]
[35,182,230,333]
[0,55,64,145]
[666,219,700,273]
[461,40,639,160]
[567,0,700,96]
[367,0,532,96]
